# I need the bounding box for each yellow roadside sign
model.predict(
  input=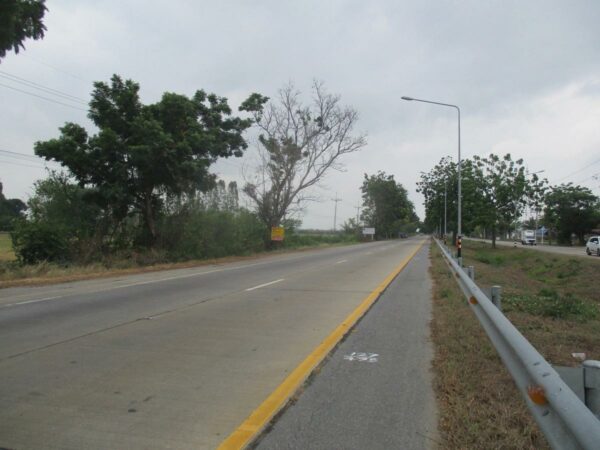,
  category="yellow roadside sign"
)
[271,226,285,241]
